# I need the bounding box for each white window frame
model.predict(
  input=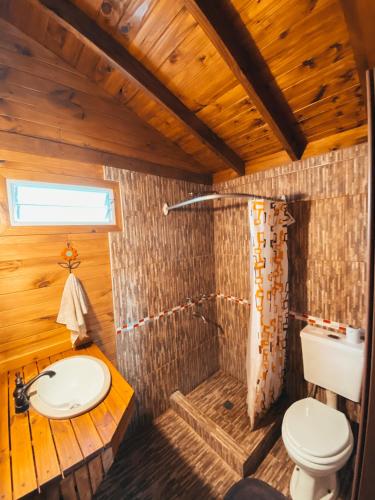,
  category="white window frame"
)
[0,169,122,235]
[7,179,116,227]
